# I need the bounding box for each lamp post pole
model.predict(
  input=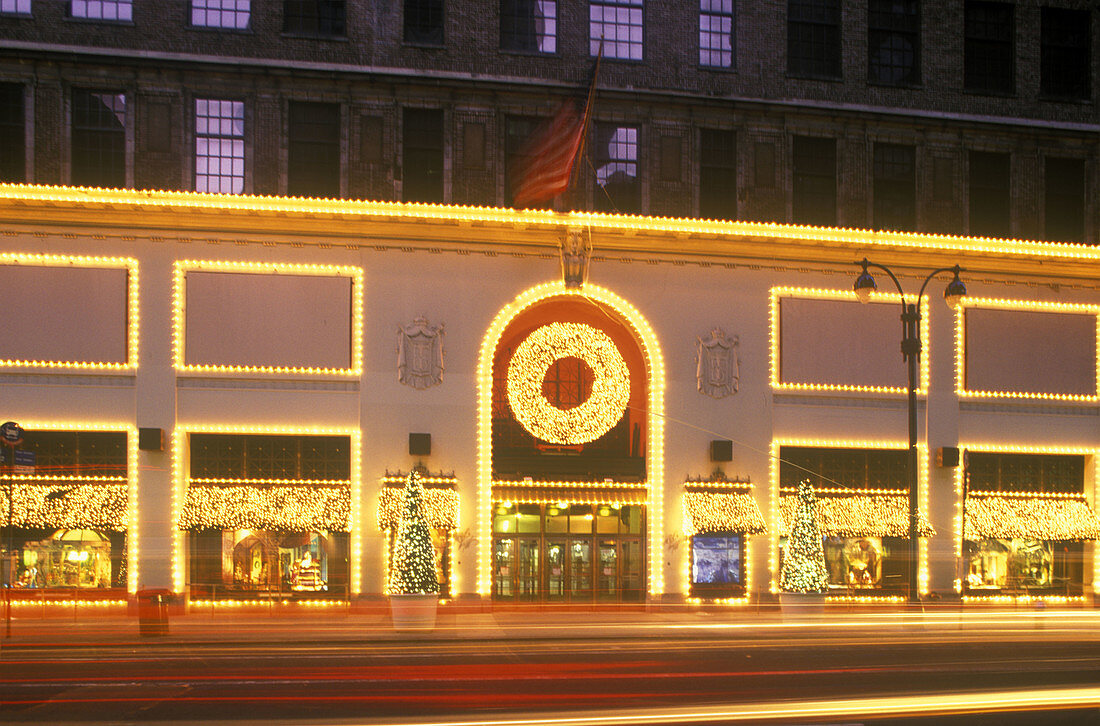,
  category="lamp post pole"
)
[854,260,966,605]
